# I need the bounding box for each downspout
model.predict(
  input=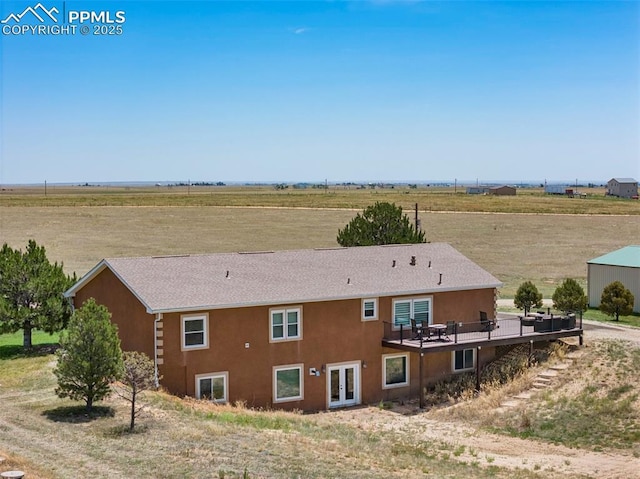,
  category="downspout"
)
[154,313,163,388]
